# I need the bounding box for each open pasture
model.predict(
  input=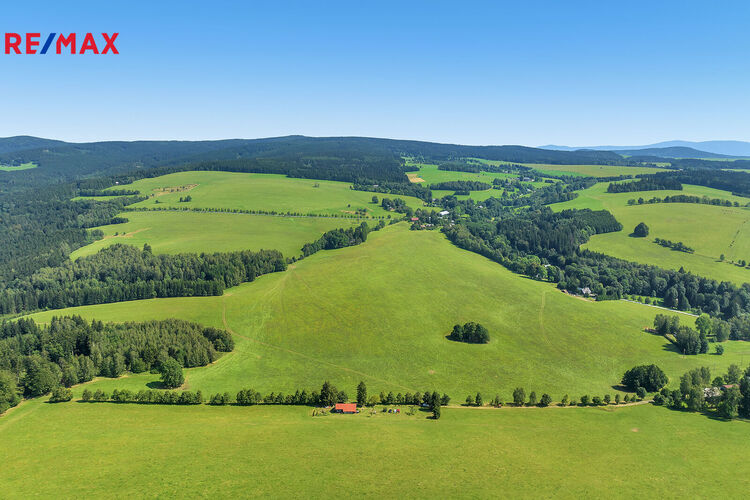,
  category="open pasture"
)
[70,211,361,260]
[1,401,748,498]
[95,171,425,217]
